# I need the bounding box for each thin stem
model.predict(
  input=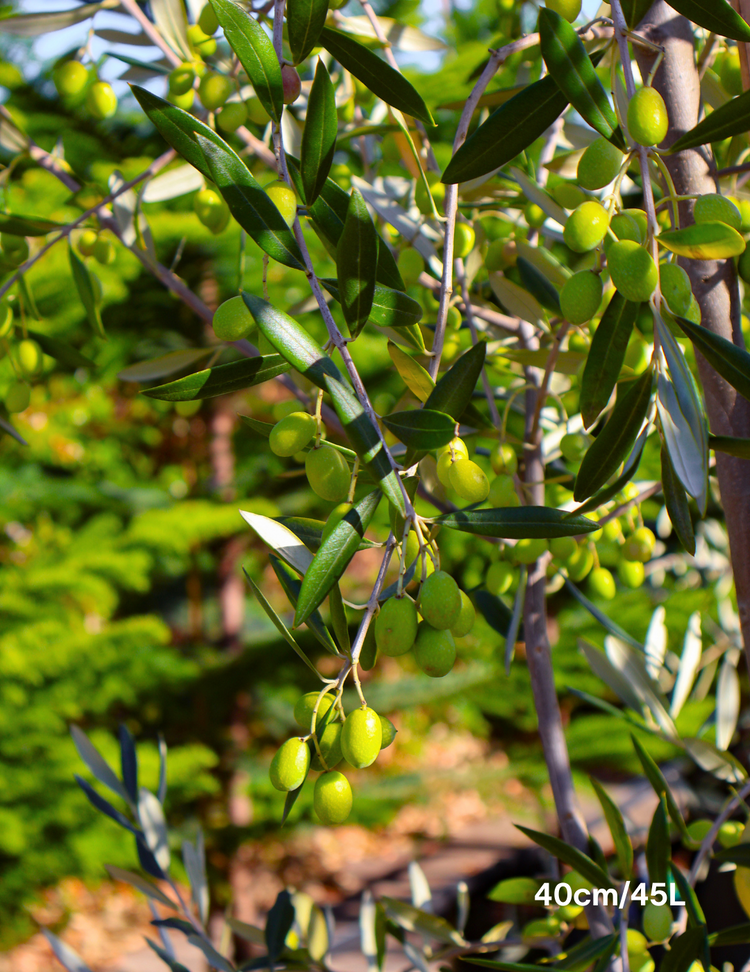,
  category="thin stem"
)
[350,536,397,666]
[689,777,750,885]
[120,0,182,67]
[456,257,501,427]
